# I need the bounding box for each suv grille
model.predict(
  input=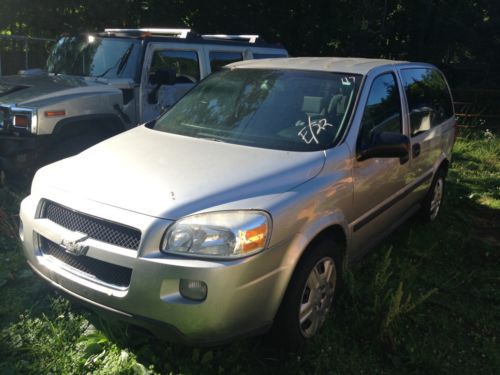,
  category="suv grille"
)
[42,200,141,250]
[40,236,132,288]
